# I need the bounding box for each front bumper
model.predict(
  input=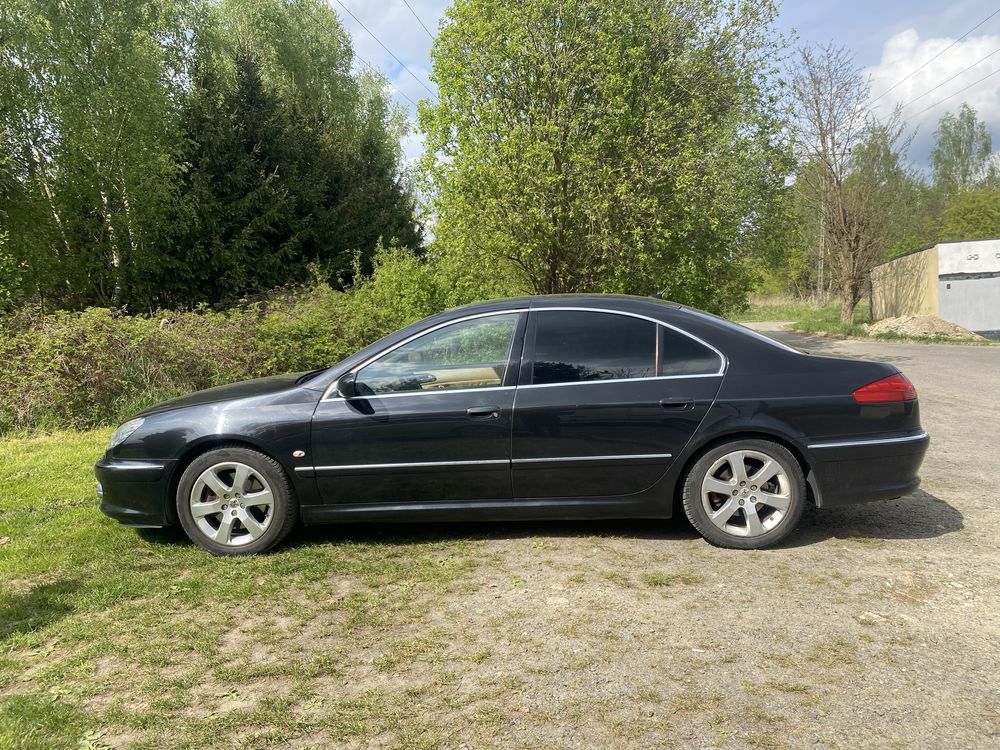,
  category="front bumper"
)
[95,457,176,527]
[804,431,929,508]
